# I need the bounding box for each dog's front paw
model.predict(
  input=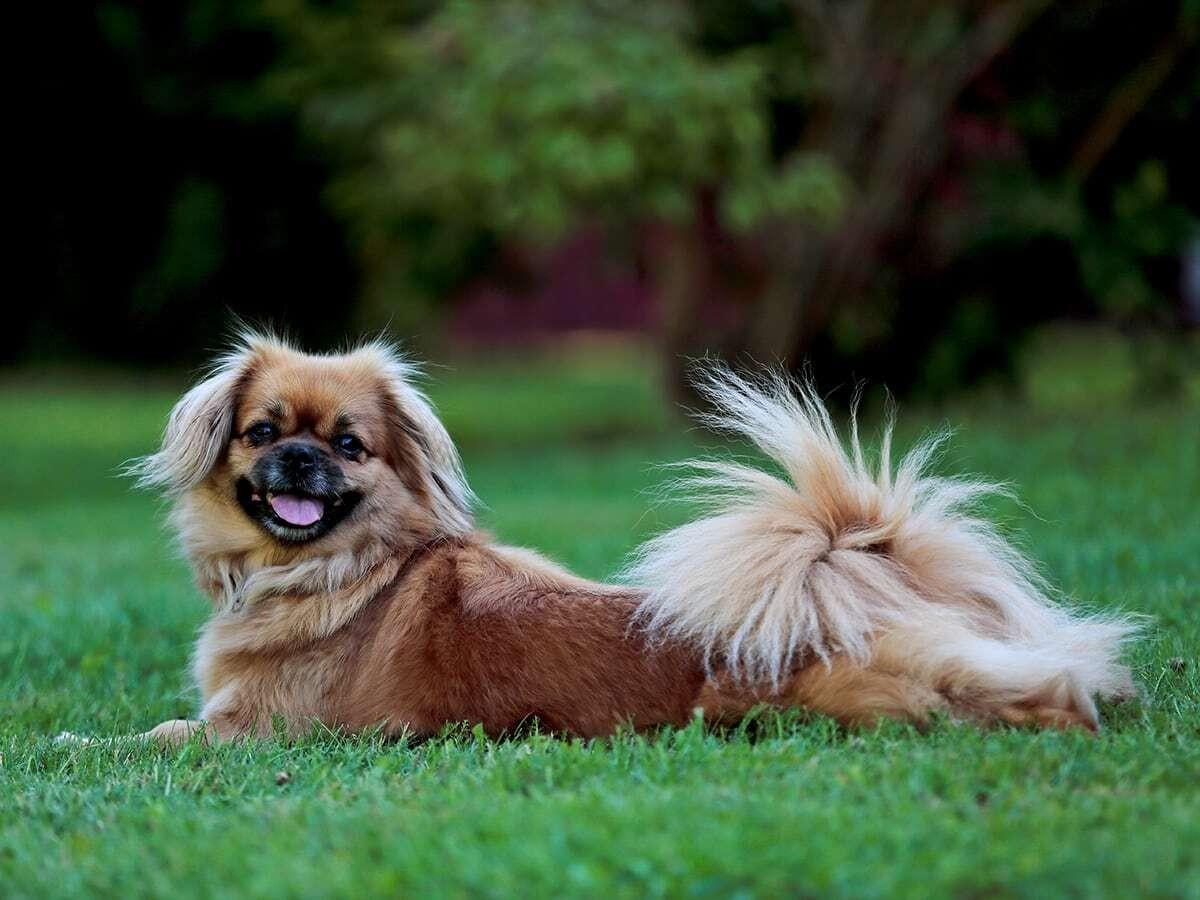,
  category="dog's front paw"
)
[54,730,99,746]
[142,719,213,747]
